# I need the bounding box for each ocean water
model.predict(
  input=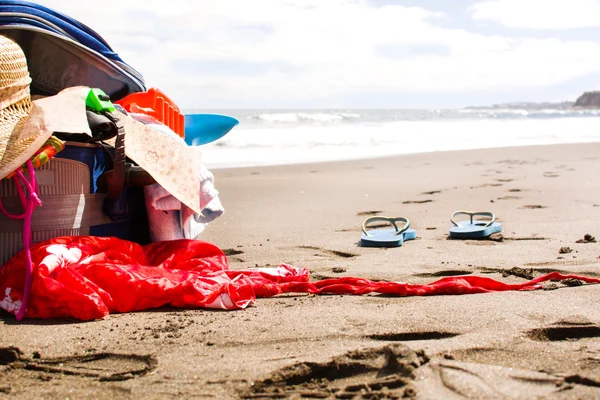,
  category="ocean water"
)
[185,108,600,169]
